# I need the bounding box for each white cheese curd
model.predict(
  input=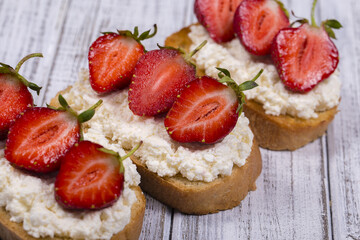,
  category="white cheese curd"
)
[62,70,253,183]
[0,141,140,239]
[189,25,341,119]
